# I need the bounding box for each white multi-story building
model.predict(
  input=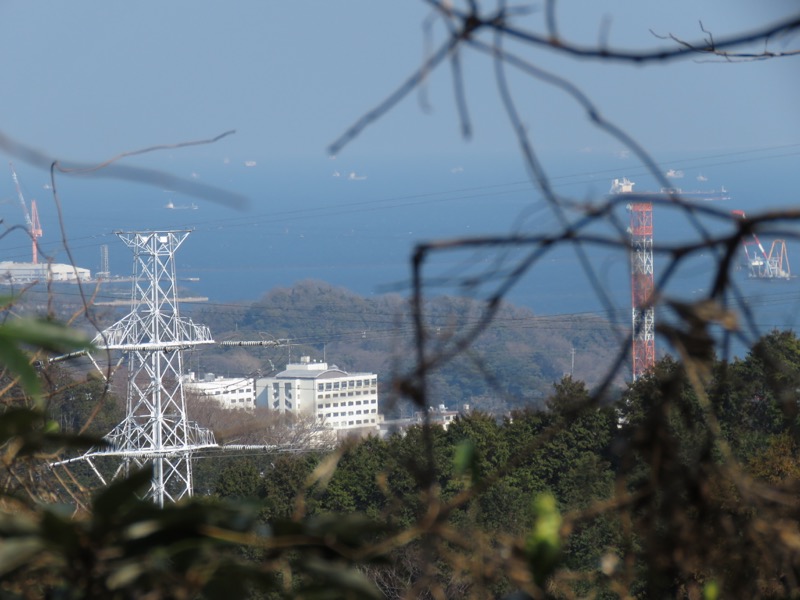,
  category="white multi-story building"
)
[182,372,256,409]
[256,356,381,434]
